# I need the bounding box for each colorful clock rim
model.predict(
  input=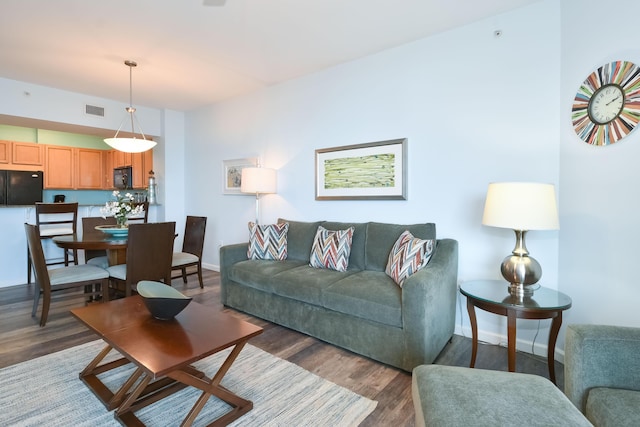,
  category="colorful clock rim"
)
[572,60,640,146]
